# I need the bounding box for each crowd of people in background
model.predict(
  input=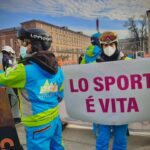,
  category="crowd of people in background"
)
[0,28,132,150]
